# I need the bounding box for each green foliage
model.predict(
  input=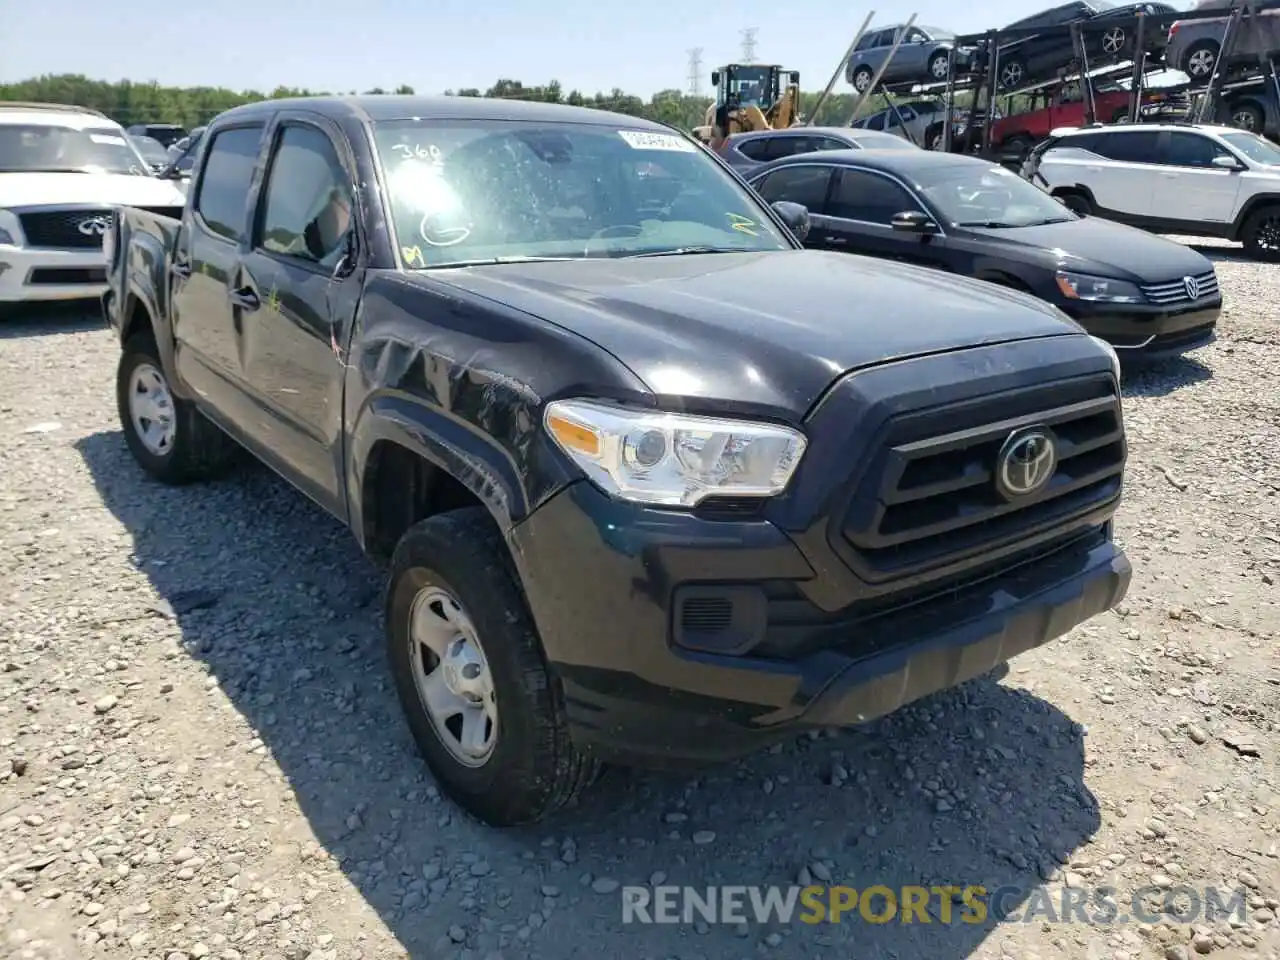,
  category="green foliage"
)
[0,72,911,133]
